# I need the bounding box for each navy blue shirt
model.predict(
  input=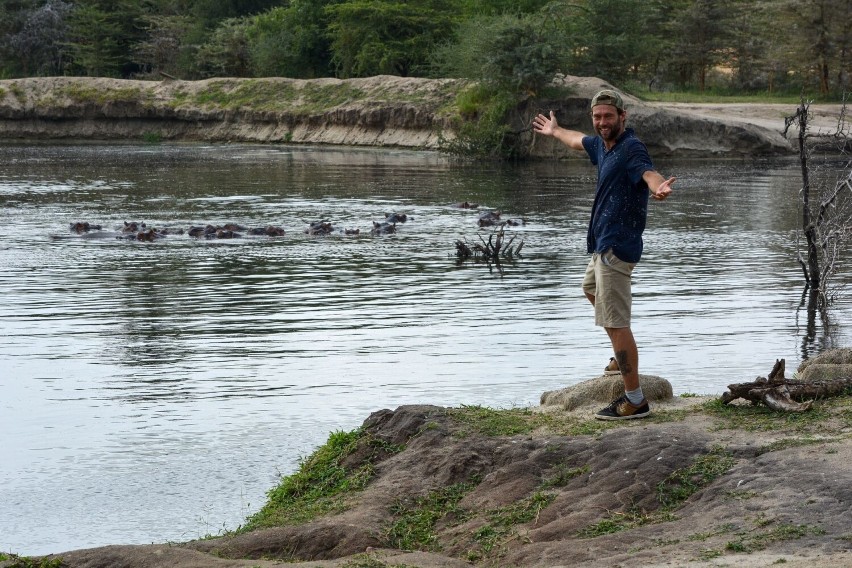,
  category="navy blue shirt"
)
[581,128,654,263]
